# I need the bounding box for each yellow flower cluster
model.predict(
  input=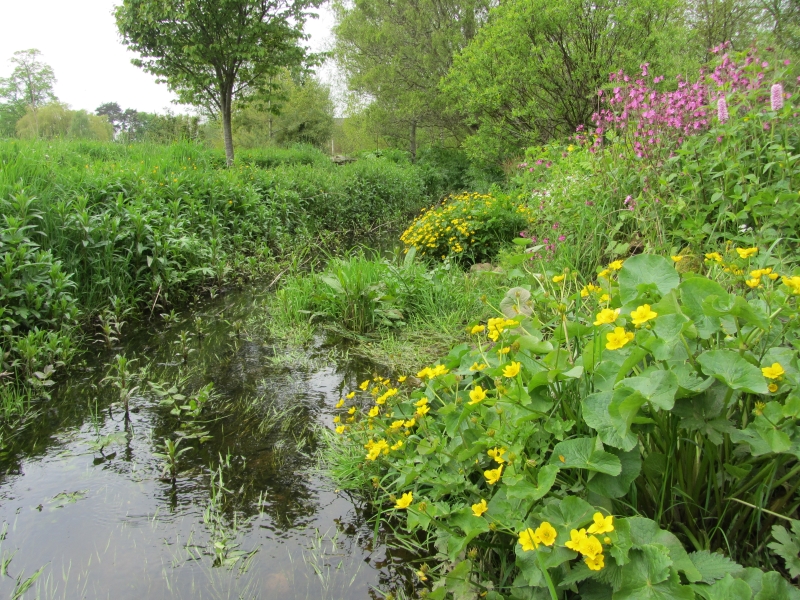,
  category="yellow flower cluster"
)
[783,275,800,294]
[704,247,799,293]
[565,513,614,571]
[417,364,449,380]
[517,513,614,571]
[486,317,520,341]
[763,361,785,393]
[400,192,533,259]
[333,374,415,459]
